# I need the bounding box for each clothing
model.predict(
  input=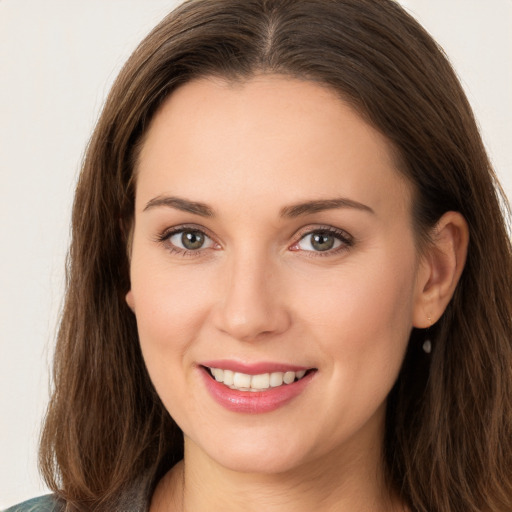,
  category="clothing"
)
[2,495,62,512]
[4,471,151,511]
[3,486,149,512]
